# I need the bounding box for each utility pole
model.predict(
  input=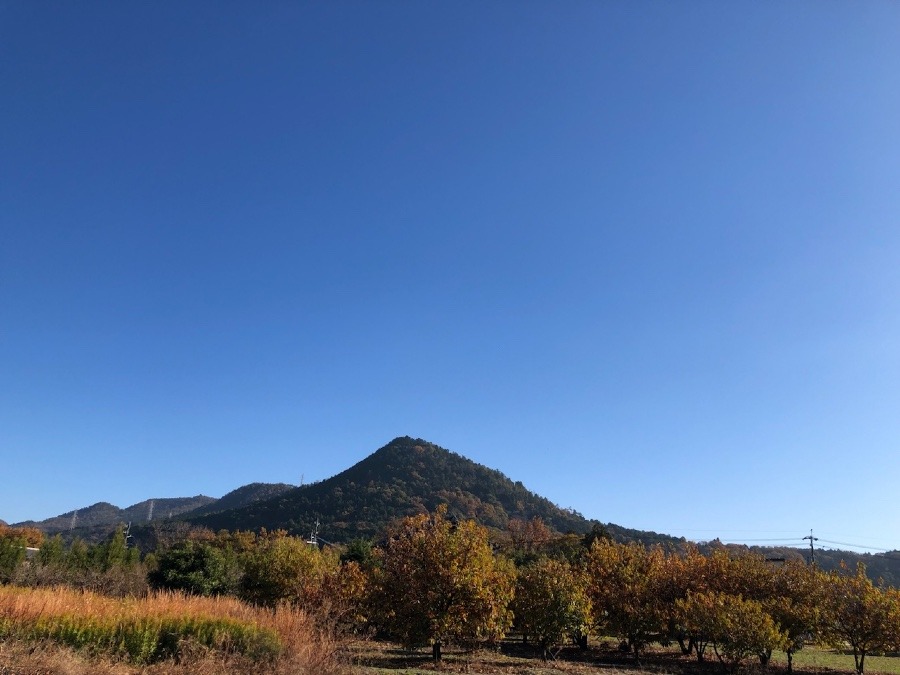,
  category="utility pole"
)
[306,519,319,546]
[803,529,818,565]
